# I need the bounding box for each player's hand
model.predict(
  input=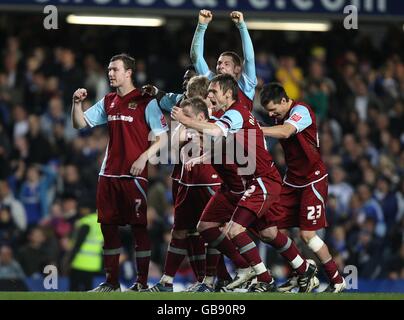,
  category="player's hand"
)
[171,106,187,124]
[73,88,87,103]
[130,154,148,176]
[230,11,244,24]
[141,84,158,96]
[199,9,213,24]
[184,157,202,171]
